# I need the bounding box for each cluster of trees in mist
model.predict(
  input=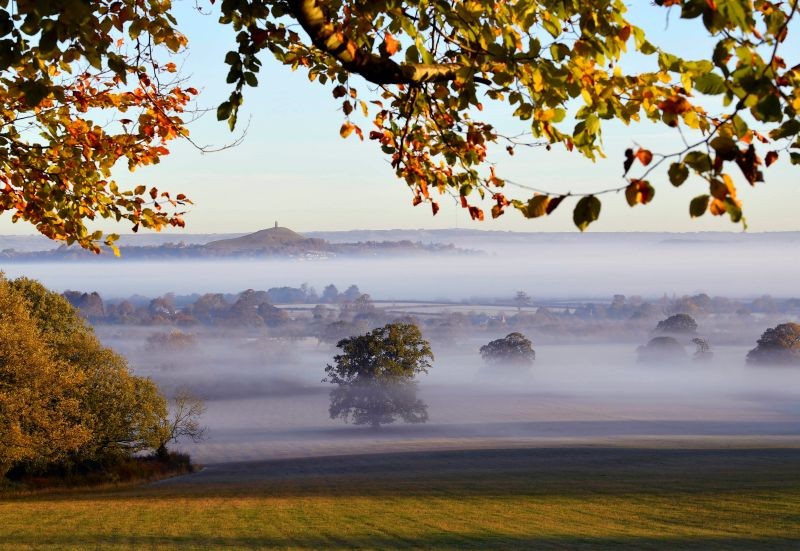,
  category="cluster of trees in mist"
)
[0,277,203,485]
[637,313,800,367]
